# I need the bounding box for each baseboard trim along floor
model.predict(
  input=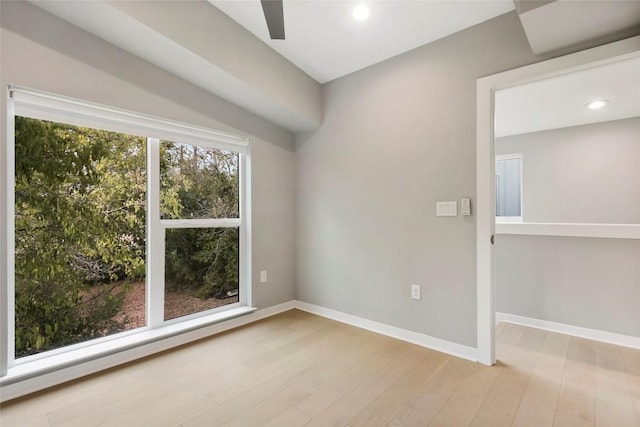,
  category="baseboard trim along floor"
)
[294,301,478,362]
[496,312,640,350]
